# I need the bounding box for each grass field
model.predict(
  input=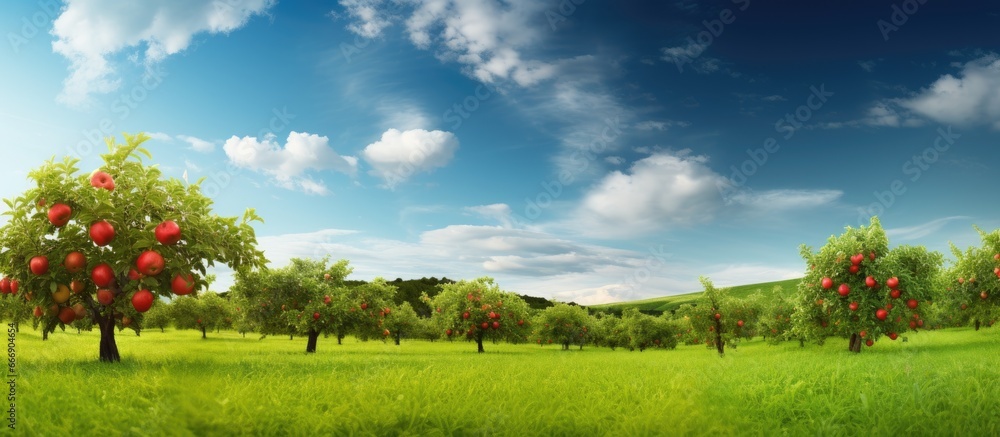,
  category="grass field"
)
[12,325,1000,436]
[587,278,801,314]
